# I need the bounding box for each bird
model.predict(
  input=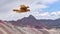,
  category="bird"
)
[13,5,30,13]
